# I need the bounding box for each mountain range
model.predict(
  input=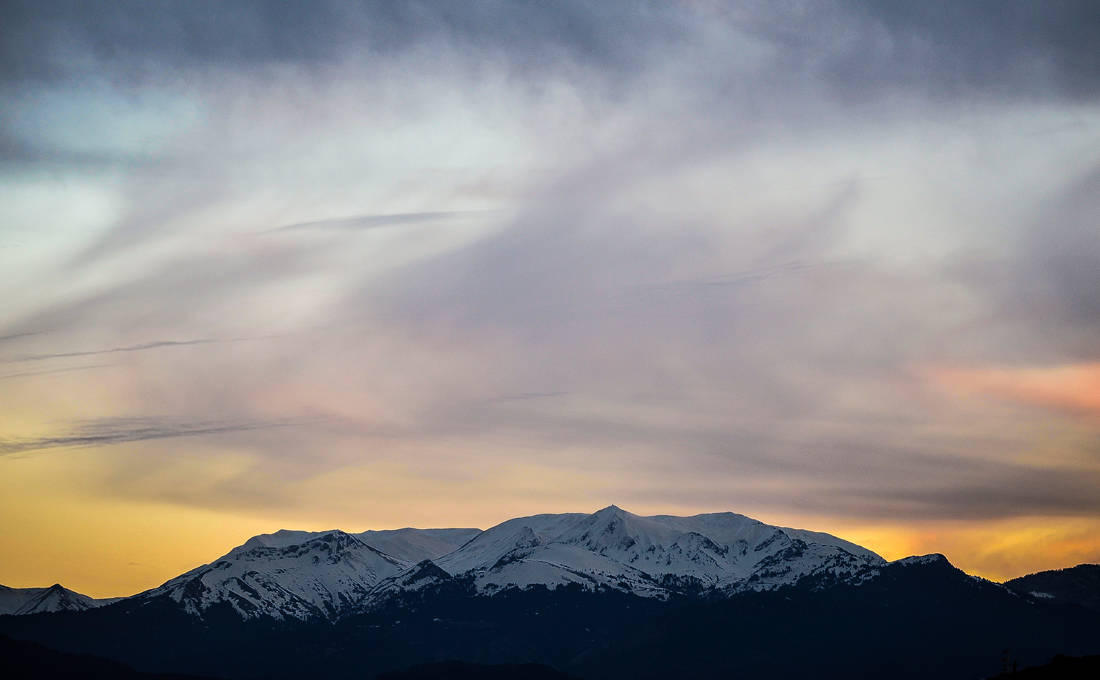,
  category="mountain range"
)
[2,506,1098,679]
[3,506,891,621]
